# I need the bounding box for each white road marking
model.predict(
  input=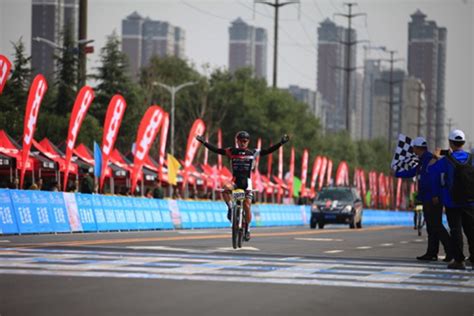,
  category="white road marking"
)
[127,246,207,253]
[324,250,344,254]
[215,247,260,252]
[0,240,10,243]
[414,239,424,242]
[380,243,394,247]
[1,247,473,293]
[294,238,344,242]
[177,230,229,235]
[356,246,372,249]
